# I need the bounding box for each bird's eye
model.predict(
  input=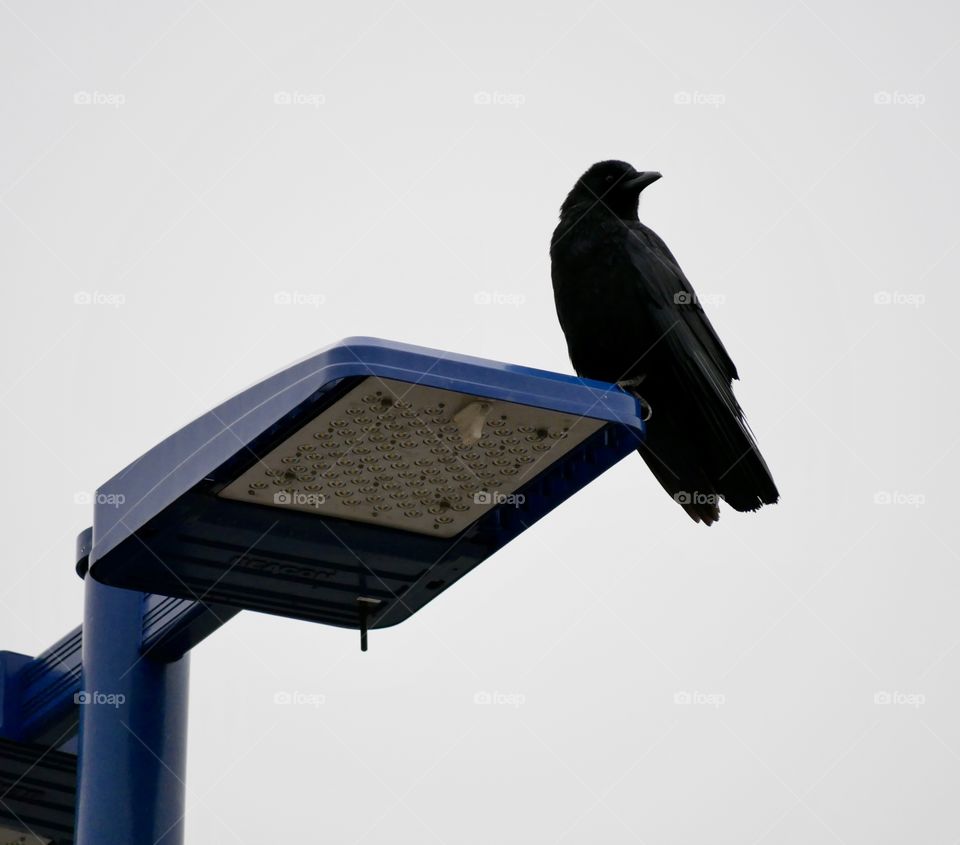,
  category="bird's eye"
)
[605,175,614,182]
